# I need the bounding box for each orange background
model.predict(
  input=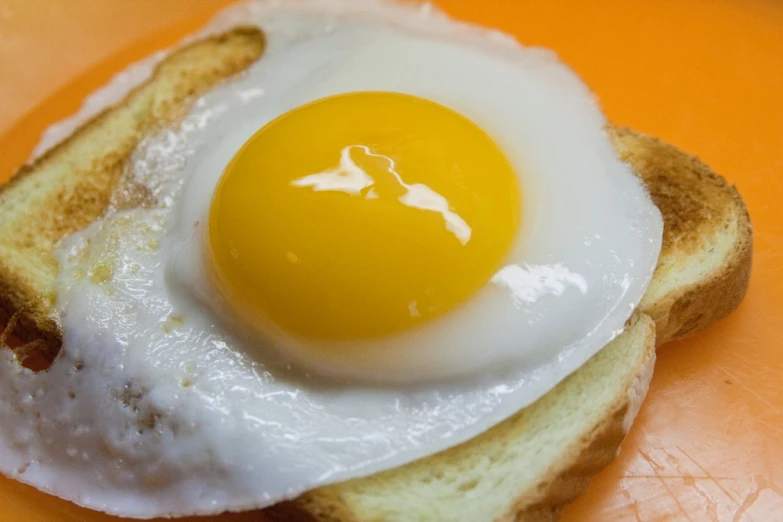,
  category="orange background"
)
[1,1,782,521]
